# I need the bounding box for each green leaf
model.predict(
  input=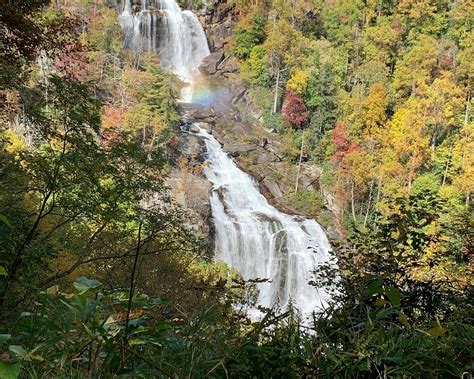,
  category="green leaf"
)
[0,361,21,379]
[399,312,411,329]
[8,346,28,360]
[0,214,12,228]
[427,326,447,337]
[385,287,401,306]
[73,276,102,295]
[0,266,7,277]
[427,319,447,337]
[374,298,389,307]
[45,285,59,296]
